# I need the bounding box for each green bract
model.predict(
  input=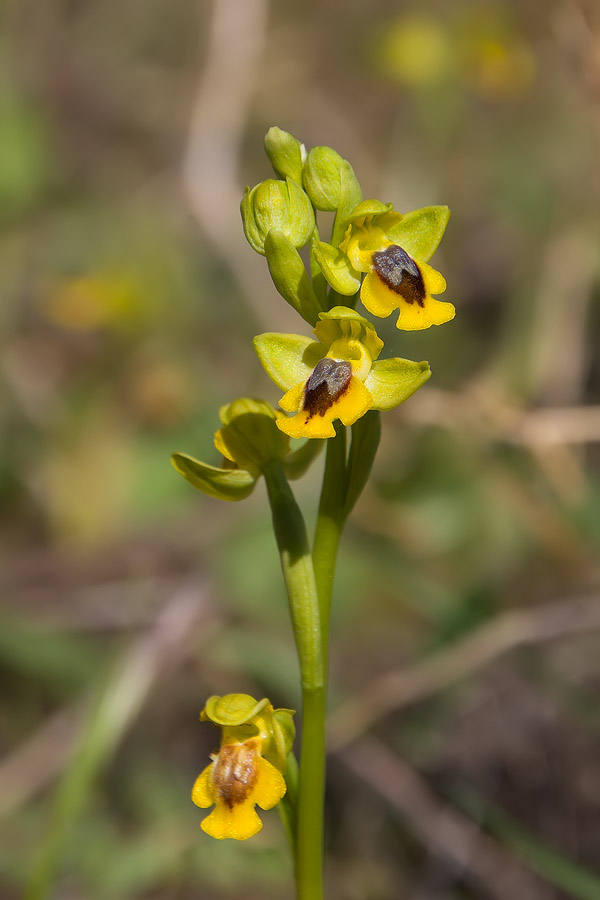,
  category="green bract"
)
[264,230,323,325]
[241,177,315,255]
[264,126,305,184]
